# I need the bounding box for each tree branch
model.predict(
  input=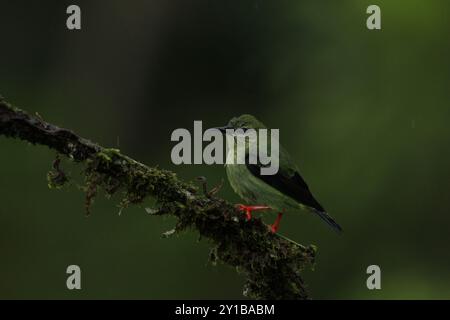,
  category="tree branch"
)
[0,96,316,299]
